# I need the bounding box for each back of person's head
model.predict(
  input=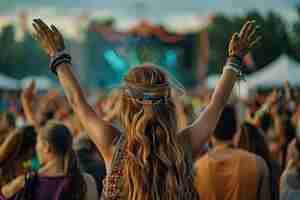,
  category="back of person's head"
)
[238,122,271,163]
[213,105,237,141]
[5,126,36,163]
[0,112,15,130]
[117,64,198,199]
[39,122,86,200]
[73,134,95,155]
[259,113,272,133]
[17,126,37,156]
[36,110,55,127]
[119,63,175,130]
